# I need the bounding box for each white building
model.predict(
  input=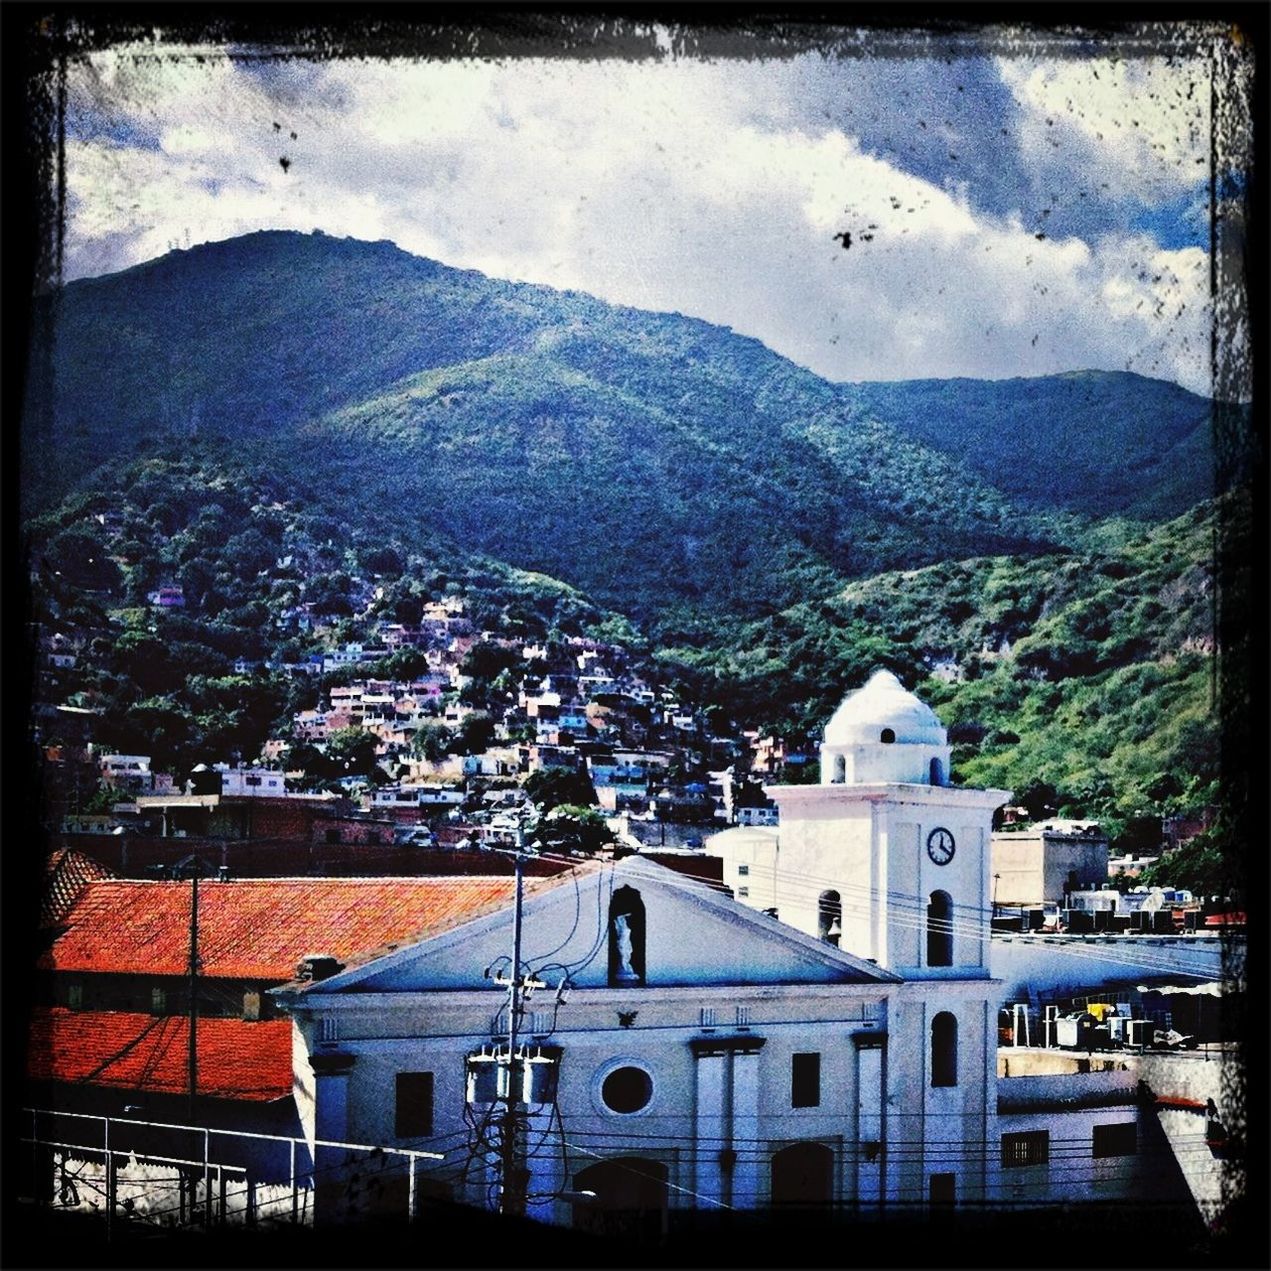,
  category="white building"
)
[28,670,1211,1247]
[274,856,938,1227]
[215,765,288,797]
[273,670,1028,1228]
[704,825,779,912]
[99,753,156,794]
